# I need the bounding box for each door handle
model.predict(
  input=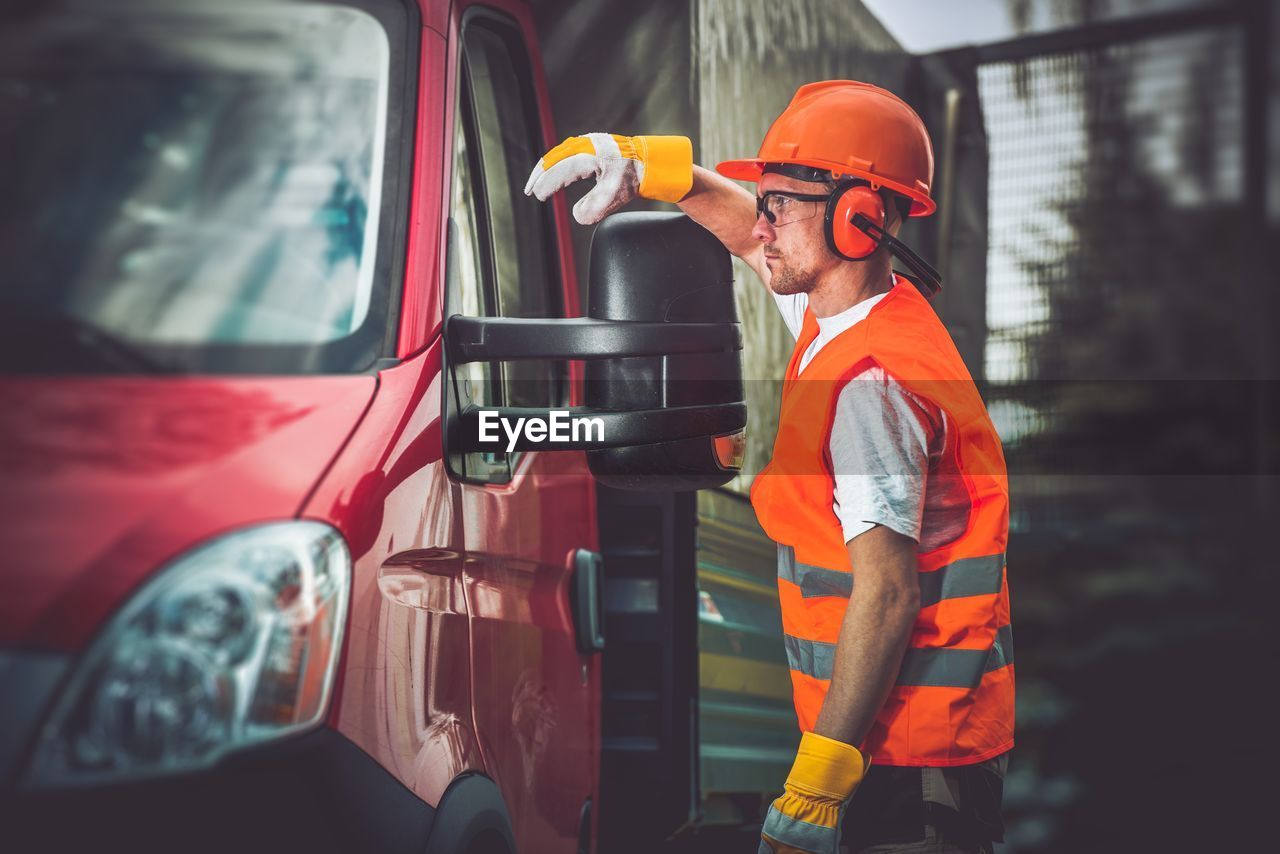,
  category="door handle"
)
[570,549,605,654]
